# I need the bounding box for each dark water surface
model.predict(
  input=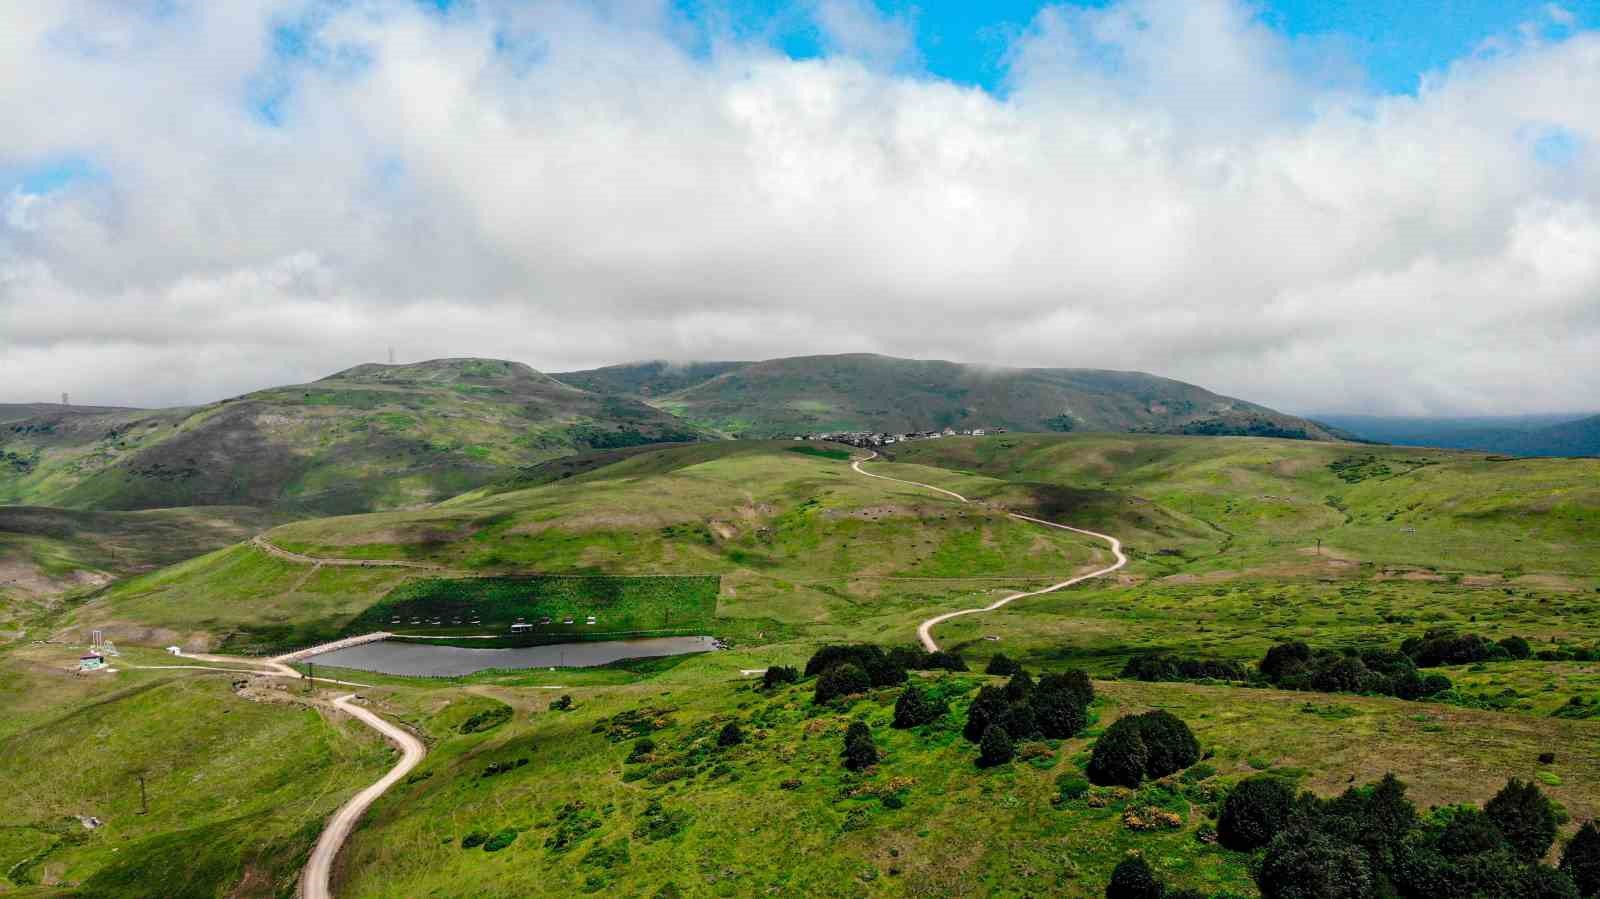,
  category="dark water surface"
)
[303,635,719,676]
